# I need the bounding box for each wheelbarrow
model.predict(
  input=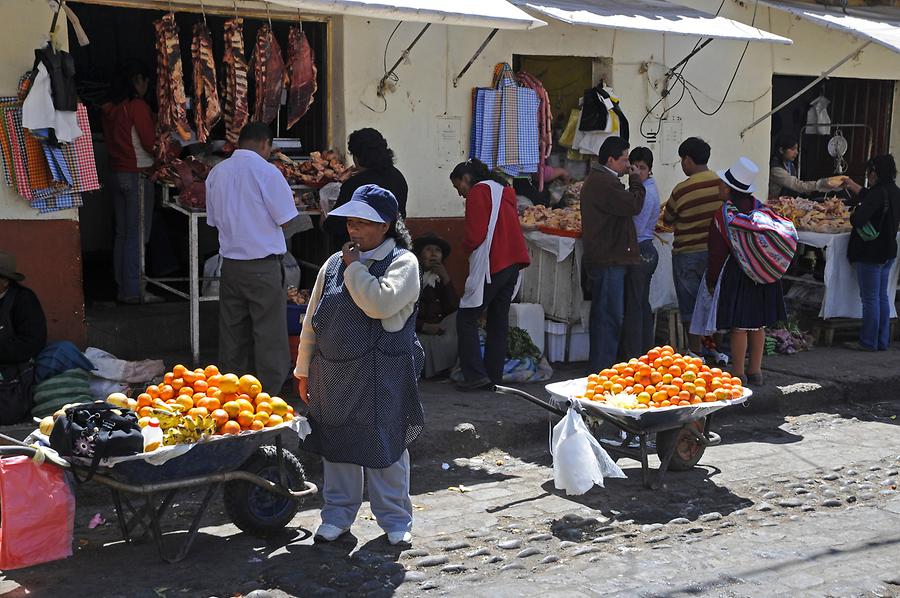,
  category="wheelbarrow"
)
[1,419,318,563]
[495,379,751,489]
